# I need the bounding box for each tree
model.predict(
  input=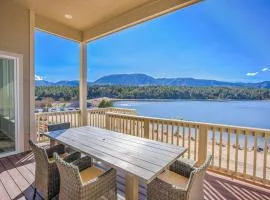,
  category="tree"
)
[98,99,113,108]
